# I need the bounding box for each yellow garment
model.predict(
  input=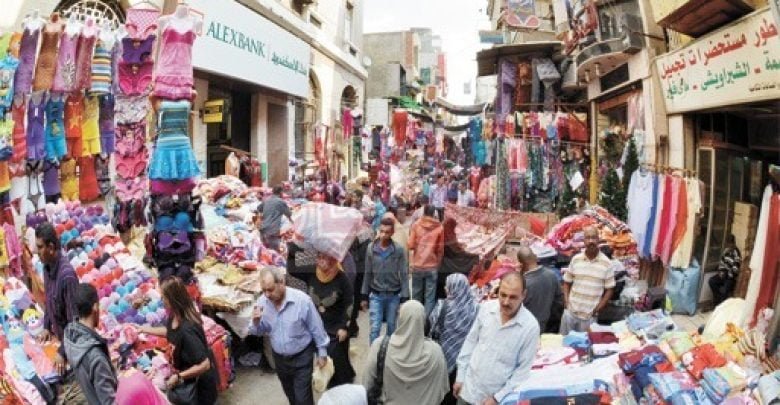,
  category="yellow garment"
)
[618,333,642,351]
[81,96,101,156]
[0,162,10,193]
[60,158,79,201]
[0,228,8,268]
[540,333,563,349]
